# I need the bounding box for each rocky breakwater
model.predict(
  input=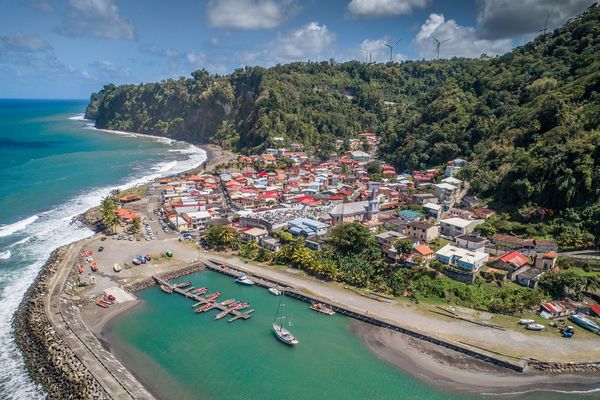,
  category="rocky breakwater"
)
[527,359,600,373]
[123,262,206,293]
[13,246,109,399]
